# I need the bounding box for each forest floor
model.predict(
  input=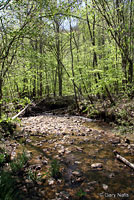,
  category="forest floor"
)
[0,97,134,199]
